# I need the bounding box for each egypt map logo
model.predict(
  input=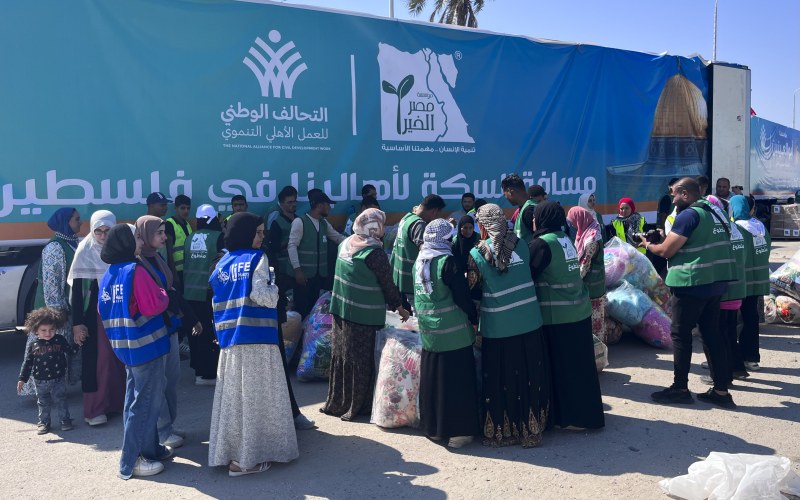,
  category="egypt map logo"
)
[244,30,307,98]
